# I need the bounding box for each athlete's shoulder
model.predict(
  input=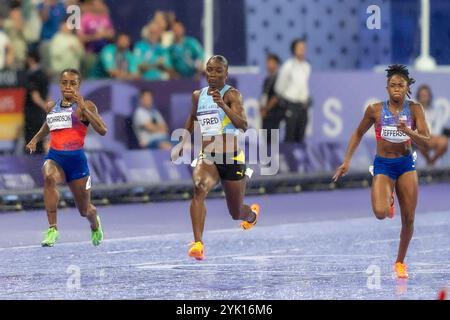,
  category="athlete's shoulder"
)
[226,85,238,92]
[224,86,241,96]
[192,89,202,98]
[192,90,202,106]
[223,86,242,103]
[408,100,425,115]
[367,102,383,112]
[408,100,423,109]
